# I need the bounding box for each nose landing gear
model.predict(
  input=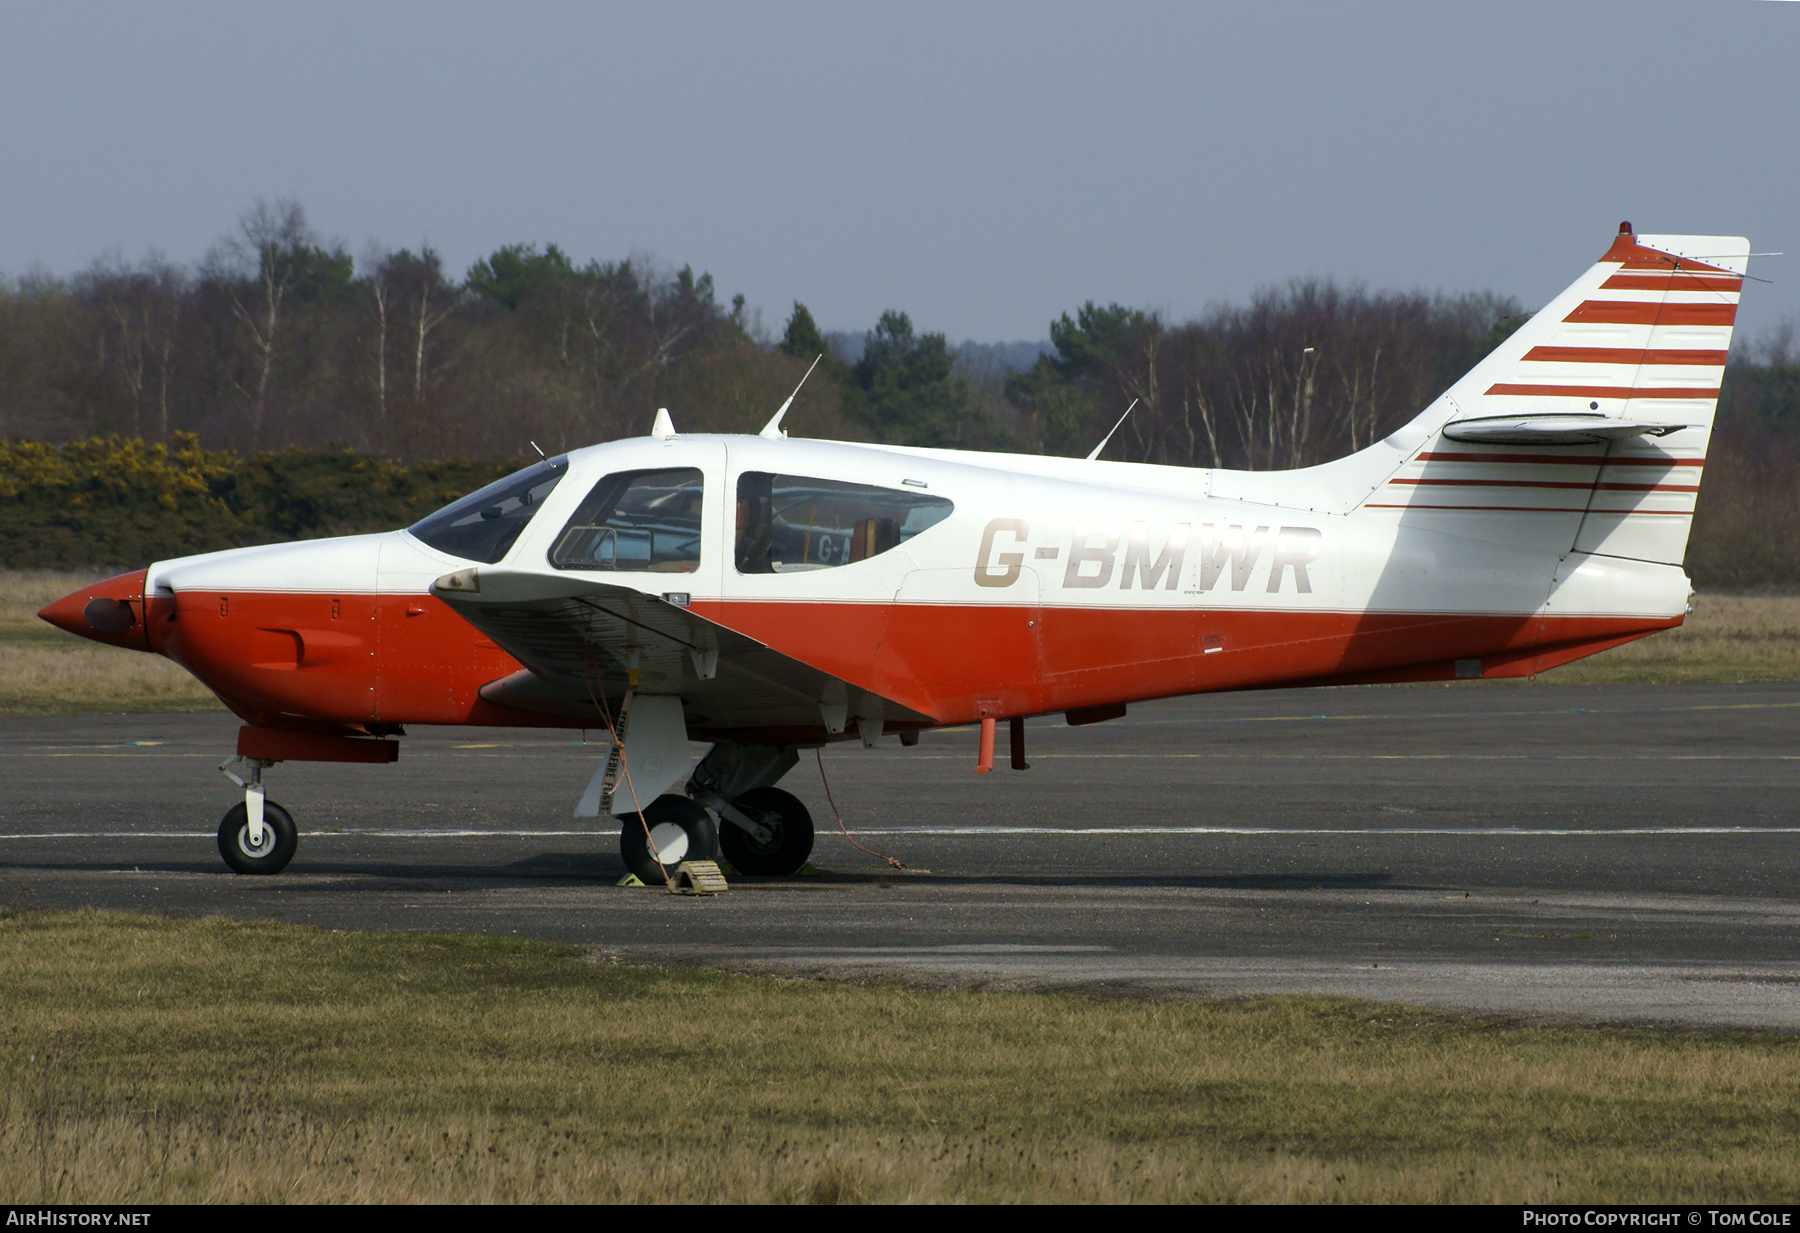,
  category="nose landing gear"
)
[217,754,298,875]
[218,800,299,875]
